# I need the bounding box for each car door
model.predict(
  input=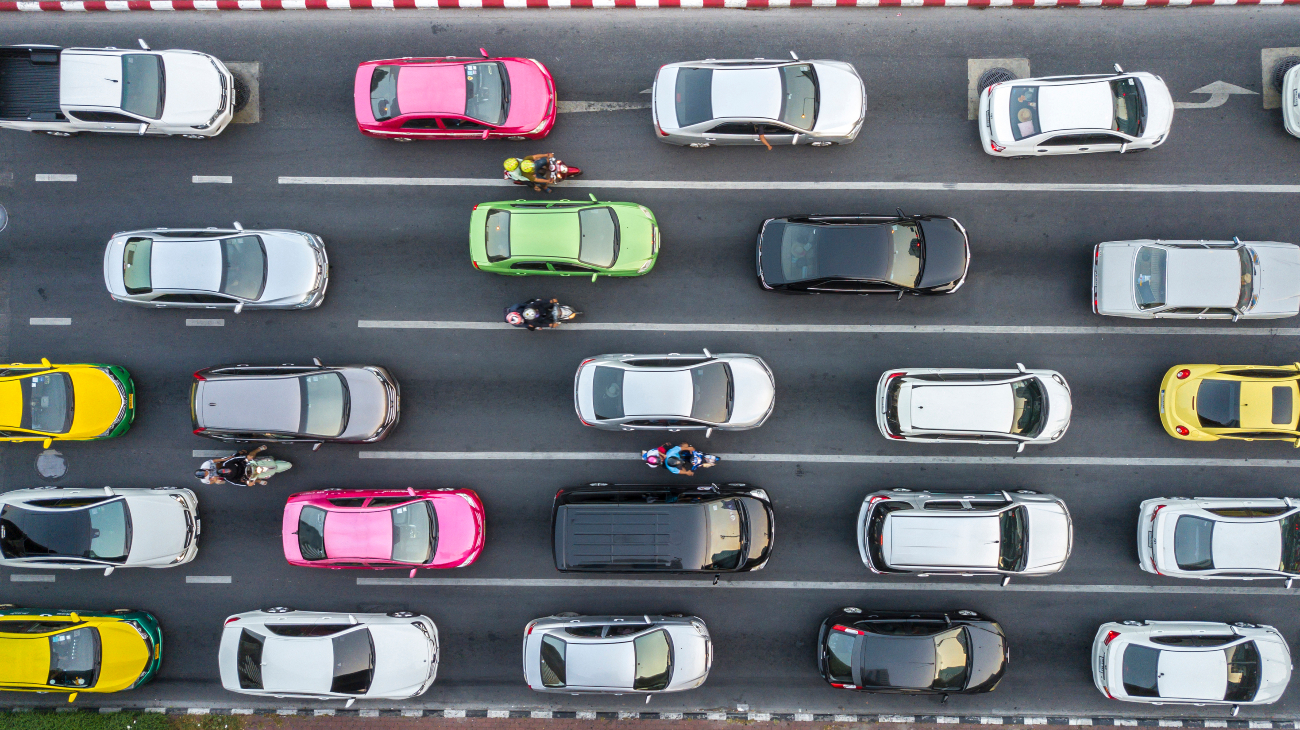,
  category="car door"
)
[64,109,142,134]
[439,116,496,138]
[754,122,796,146]
[700,121,760,146]
[1035,133,1121,156]
[509,262,553,276]
[1157,307,1208,319]
[396,117,445,138]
